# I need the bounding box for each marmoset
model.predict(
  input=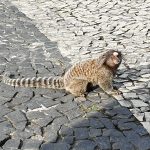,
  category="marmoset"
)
[0,50,122,97]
